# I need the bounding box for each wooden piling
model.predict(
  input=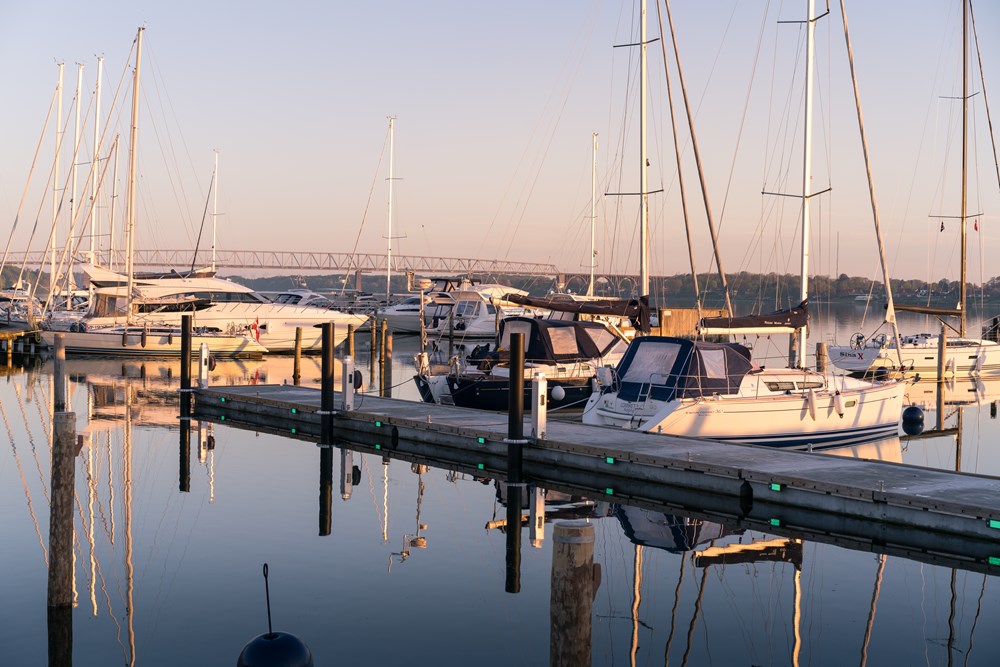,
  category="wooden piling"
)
[180,314,192,417]
[815,342,828,373]
[347,323,355,359]
[508,332,525,442]
[293,327,303,386]
[384,332,393,398]
[321,322,335,444]
[53,334,66,412]
[550,521,597,667]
